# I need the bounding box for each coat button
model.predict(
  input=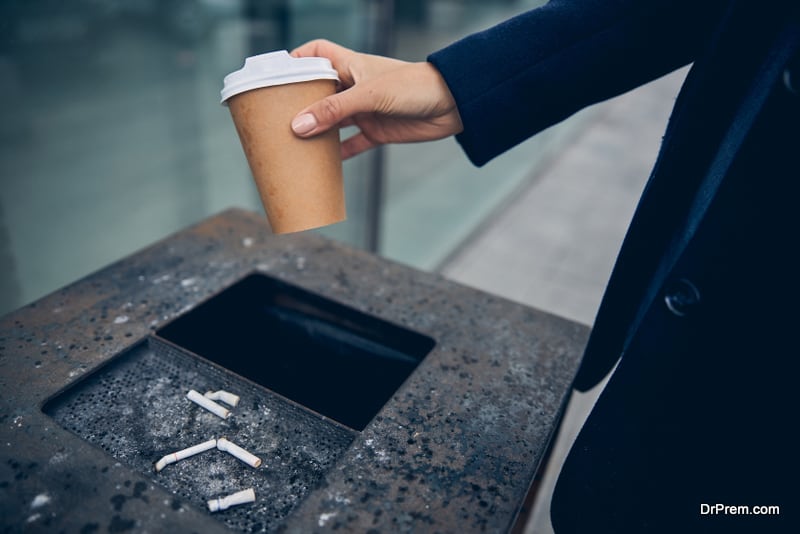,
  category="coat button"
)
[784,67,797,94]
[785,53,799,95]
[664,278,700,317]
